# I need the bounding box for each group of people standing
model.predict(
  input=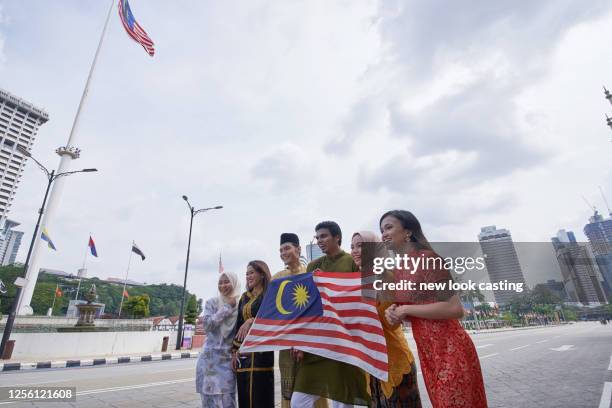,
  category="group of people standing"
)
[195,210,488,408]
